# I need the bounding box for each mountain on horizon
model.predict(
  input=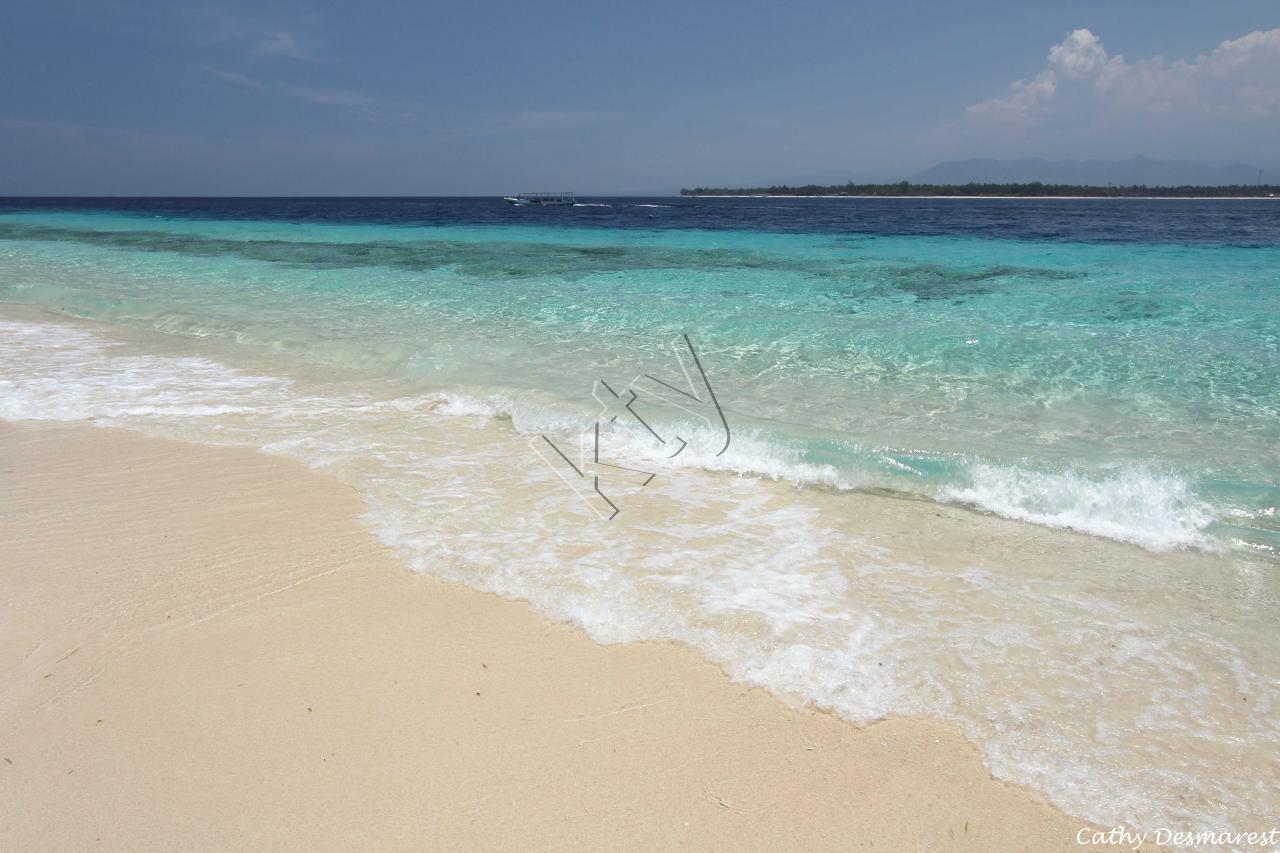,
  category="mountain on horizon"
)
[910,156,1264,187]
